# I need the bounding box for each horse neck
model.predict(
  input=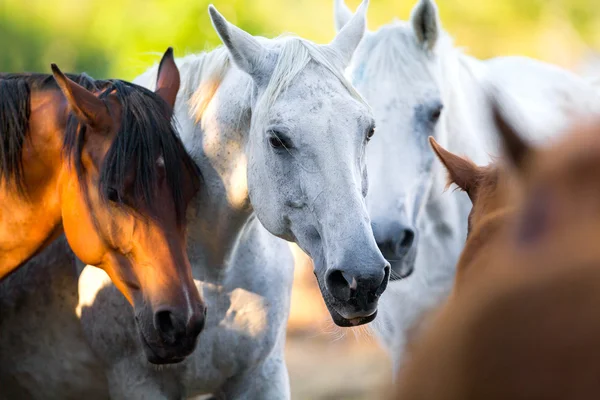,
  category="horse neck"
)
[416,50,493,282]
[177,66,255,274]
